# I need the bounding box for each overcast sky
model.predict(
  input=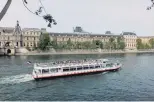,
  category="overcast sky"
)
[0,0,154,36]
